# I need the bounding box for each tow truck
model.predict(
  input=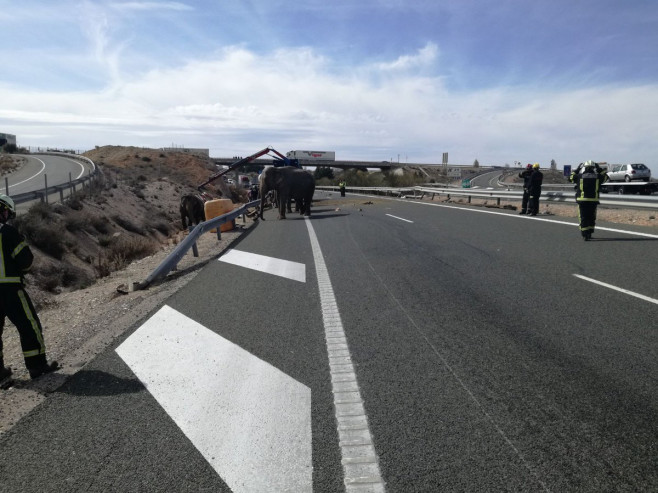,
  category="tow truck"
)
[600,181,658,195]
[197,147,300,190]
[588,162,657,195]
